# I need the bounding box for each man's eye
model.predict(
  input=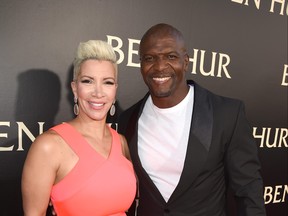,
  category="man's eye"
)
[143,56,154,62]
[168,55,177,60]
